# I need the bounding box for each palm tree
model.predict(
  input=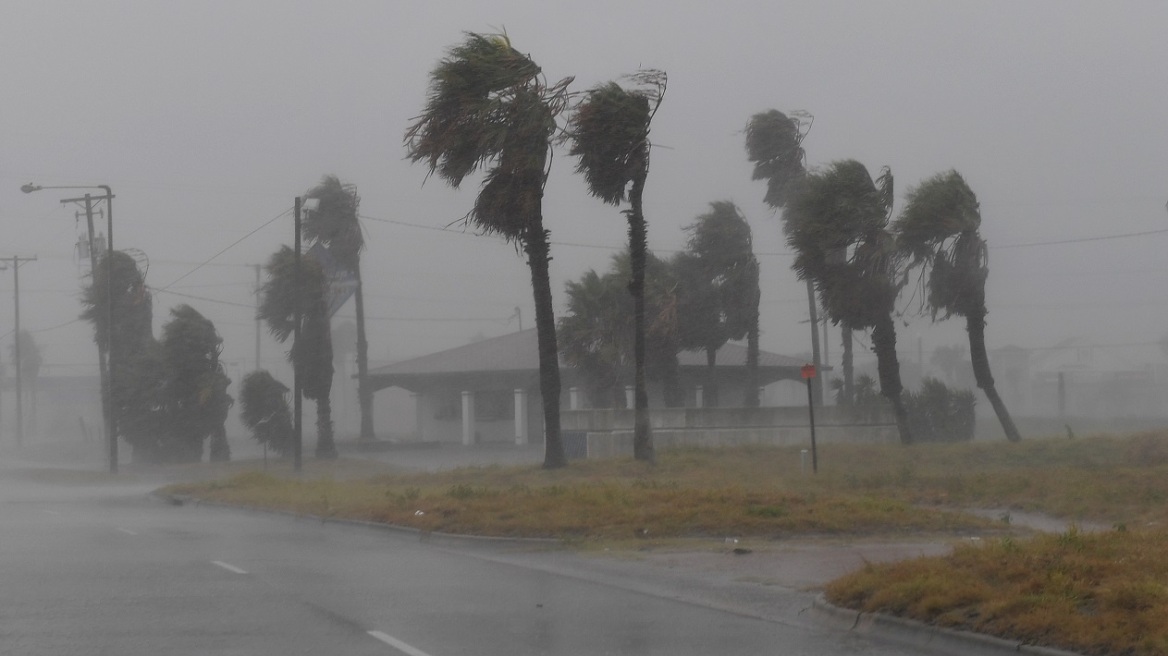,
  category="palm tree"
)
[784,160,913,443]
[405,32,572,469]
[558,251,680,410]
[303,175,375,441]
[258,246,337,459]
[240,370,294,457]
[745,109,833,405]
[895,170,1021,442]
[159,305,233,462]
[567,71,666,461]
[681,201,762,407]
